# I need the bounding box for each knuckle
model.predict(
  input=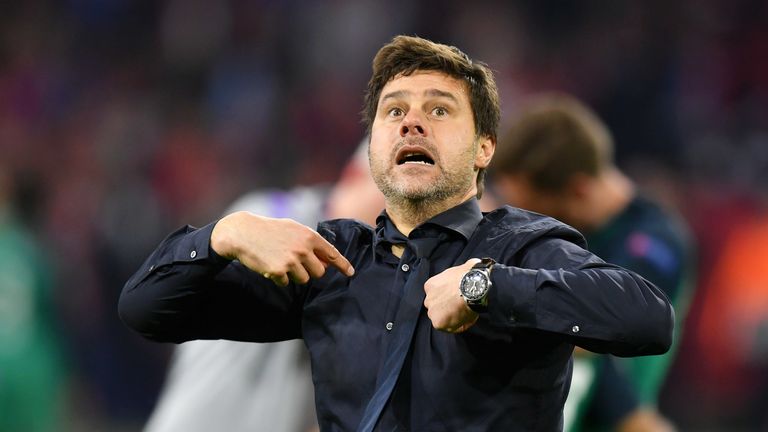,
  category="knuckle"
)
[311,266,327,278]
[426,309,436,322]
[300,228,317,242]
[274,264,290,275]
[293,247,309,259]
[424,280,434,291]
